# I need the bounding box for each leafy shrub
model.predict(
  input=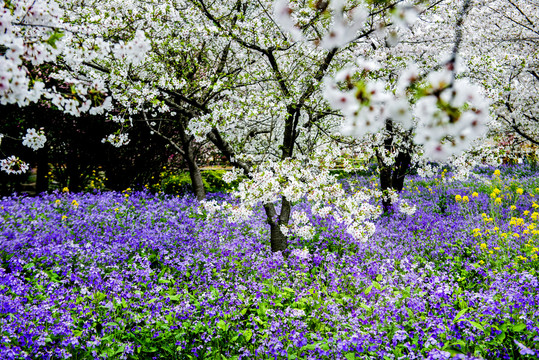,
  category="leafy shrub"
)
[158,169,241,194]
